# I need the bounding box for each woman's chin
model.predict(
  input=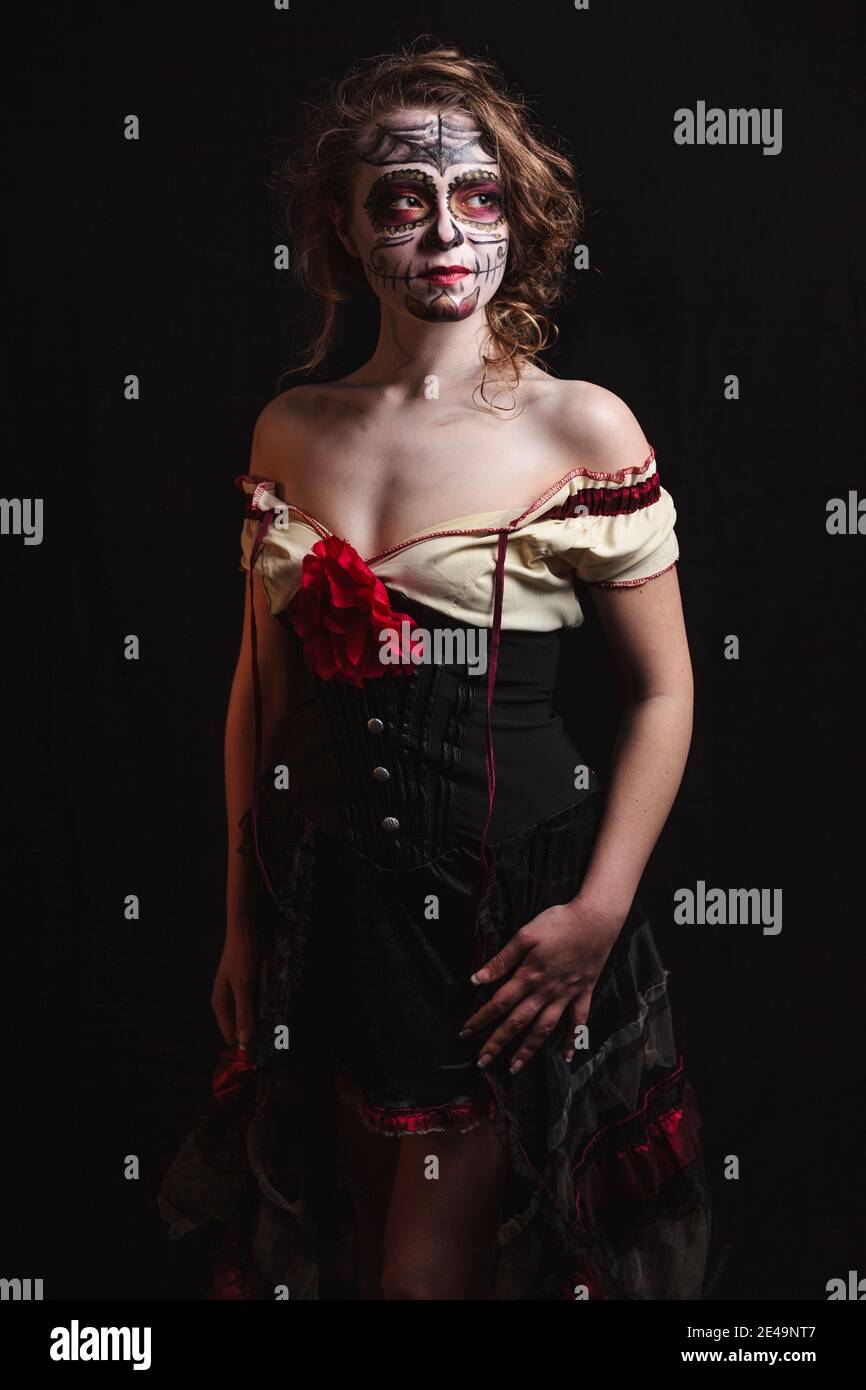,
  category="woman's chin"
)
[404,286,481,322]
